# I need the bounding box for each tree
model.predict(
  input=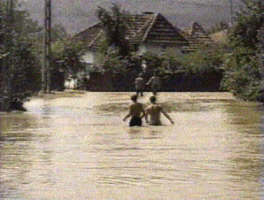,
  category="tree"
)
[0,0,42,111]
[221,0,264,101]
[51,39,87,89]
[229,0,264,49]
[96,3,131,57]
